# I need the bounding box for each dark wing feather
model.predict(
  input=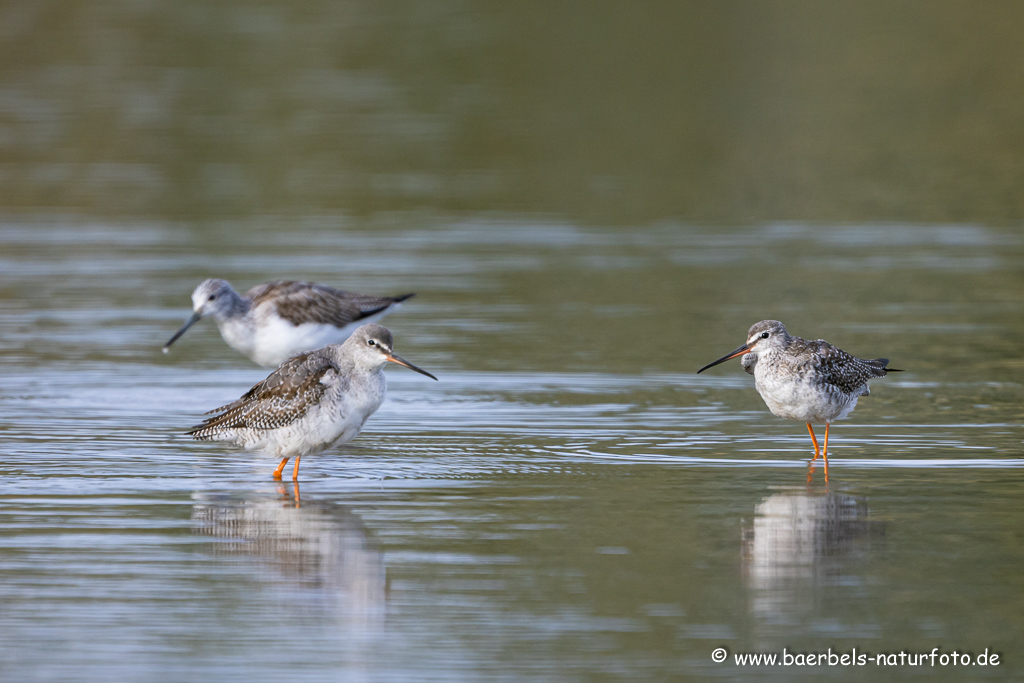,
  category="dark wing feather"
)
[868,358,903,372]
[804,341,893,394]
[189,351,343,437]
[246,281,414,327]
